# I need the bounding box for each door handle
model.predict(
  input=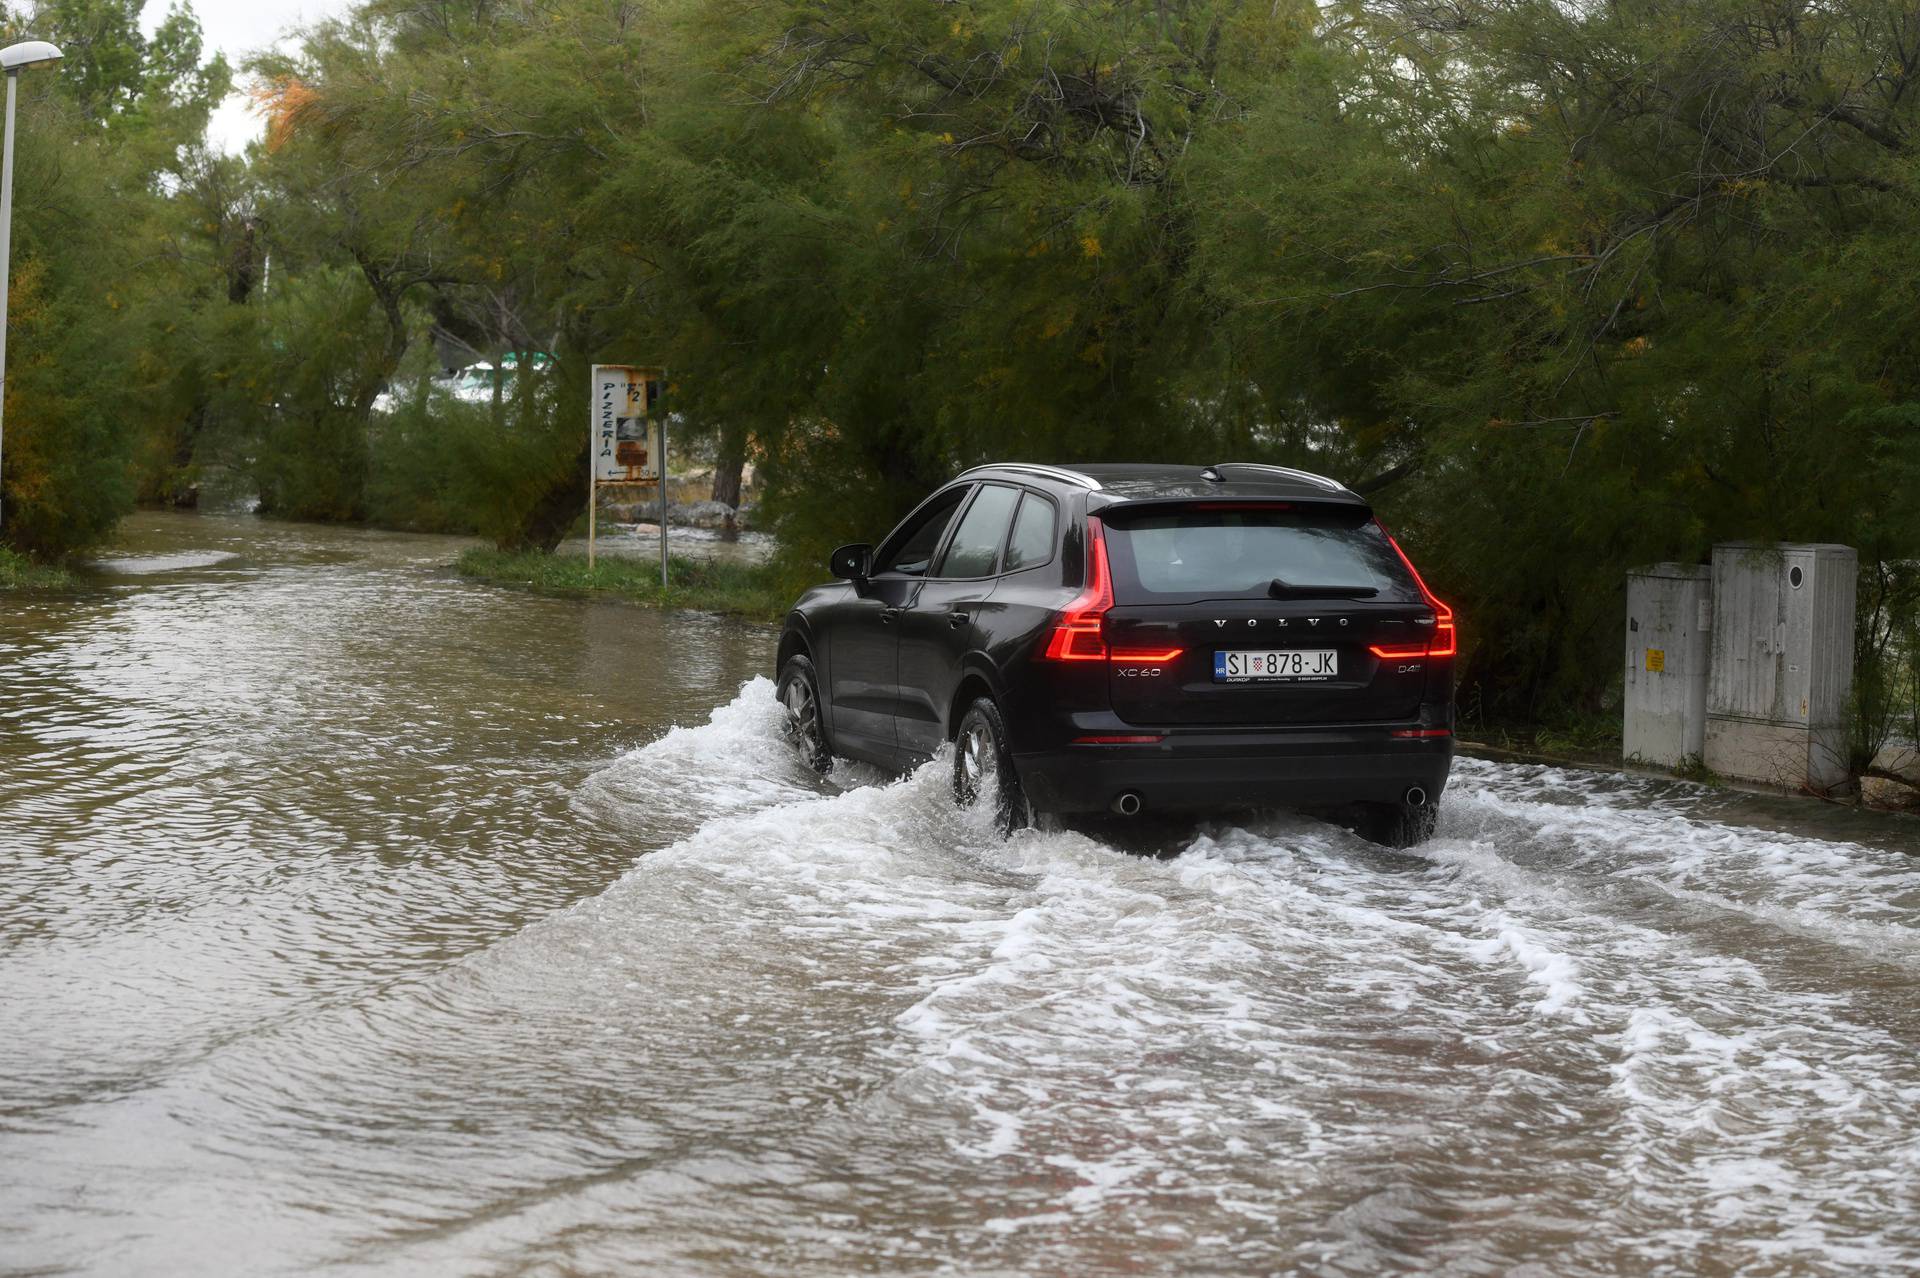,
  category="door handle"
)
[879,607,900,625]
[948,612,970,628]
